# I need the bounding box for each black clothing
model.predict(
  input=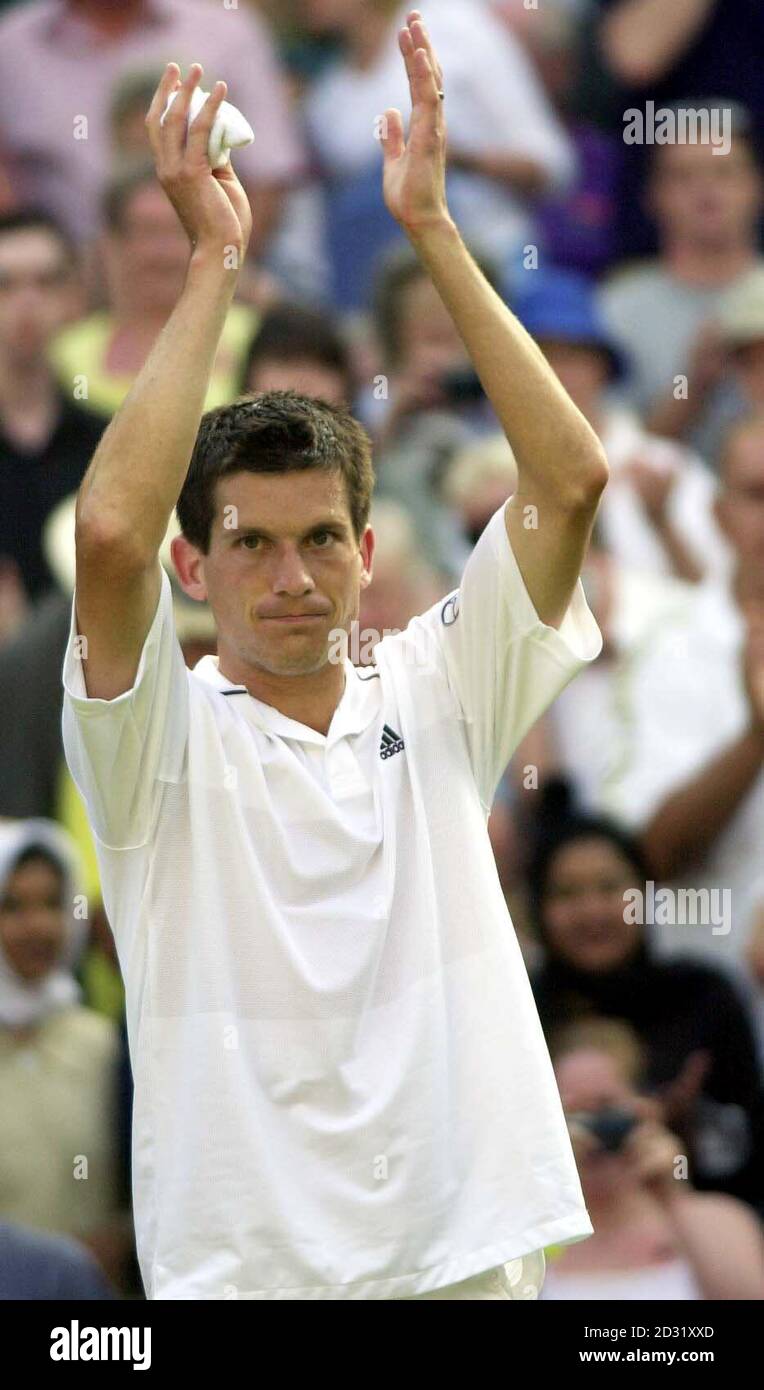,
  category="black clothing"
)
[0,391,105,598]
